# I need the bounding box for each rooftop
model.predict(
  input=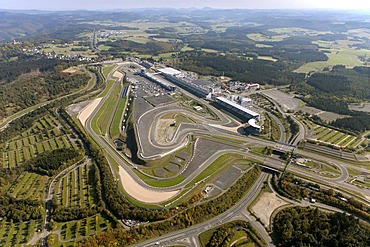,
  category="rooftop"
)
[158,67,182,76]
[217,96,259,117]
